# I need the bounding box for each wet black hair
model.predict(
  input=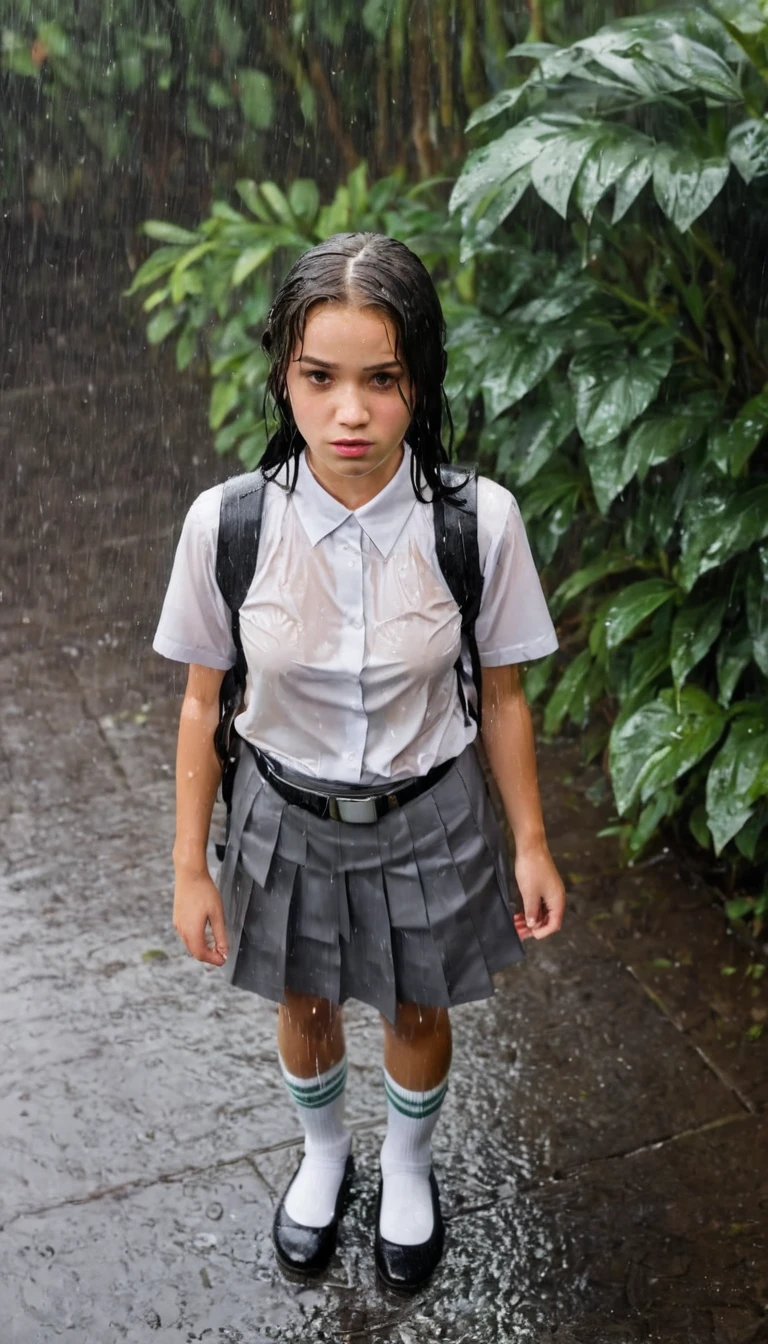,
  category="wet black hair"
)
[259,232,456,499]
